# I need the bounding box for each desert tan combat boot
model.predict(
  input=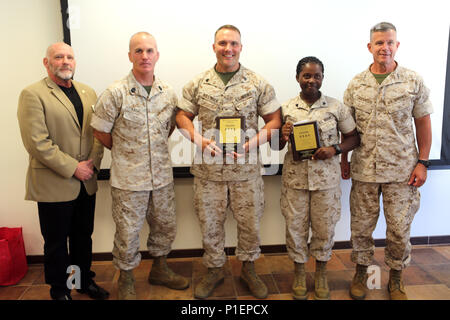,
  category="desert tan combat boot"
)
[118,269,136,300]
[292,262,307,300]
[350,264,368,300]
[148,255,190,290]
[314,260,330,300]
[194,267,225,299]
[241,261,268,299]
[388,269,408,300]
